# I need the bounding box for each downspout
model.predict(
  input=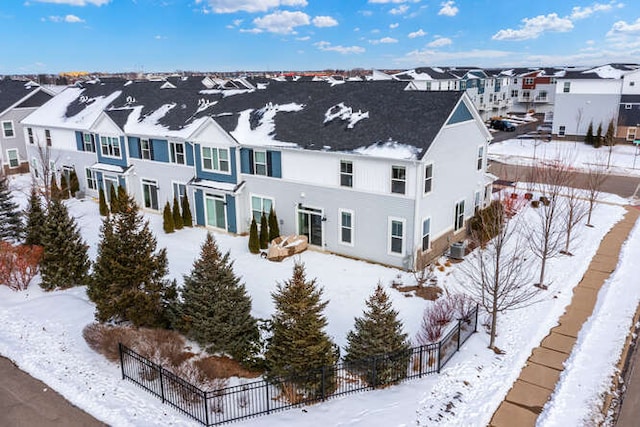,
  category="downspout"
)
[411,157,422,272]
